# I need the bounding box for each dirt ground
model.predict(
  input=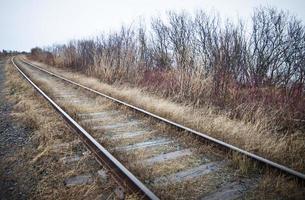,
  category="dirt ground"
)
[0,58,33,199]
